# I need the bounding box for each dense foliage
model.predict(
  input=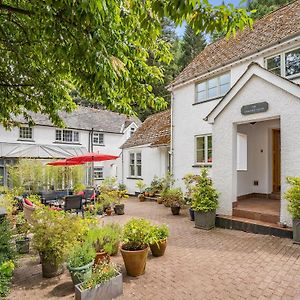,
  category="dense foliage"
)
[285,177,300,220]
[191,168,219,213]
[0,1,252,127]
[67,241,96,269]
[162,188,185,208]
[149,224,169,245]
